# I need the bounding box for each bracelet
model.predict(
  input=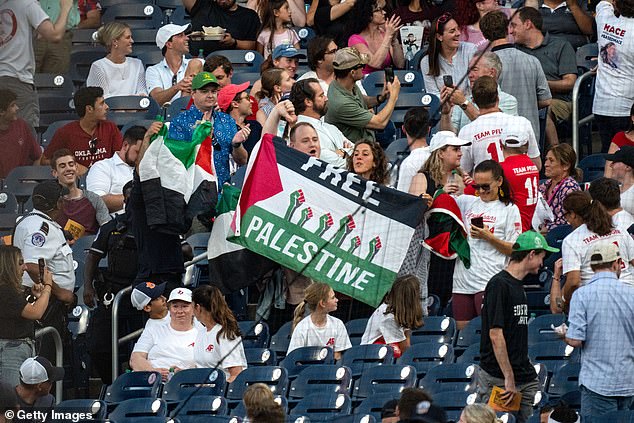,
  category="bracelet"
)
[232,38,238,49]
[232,142,243,149]
[376,94,384,105]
